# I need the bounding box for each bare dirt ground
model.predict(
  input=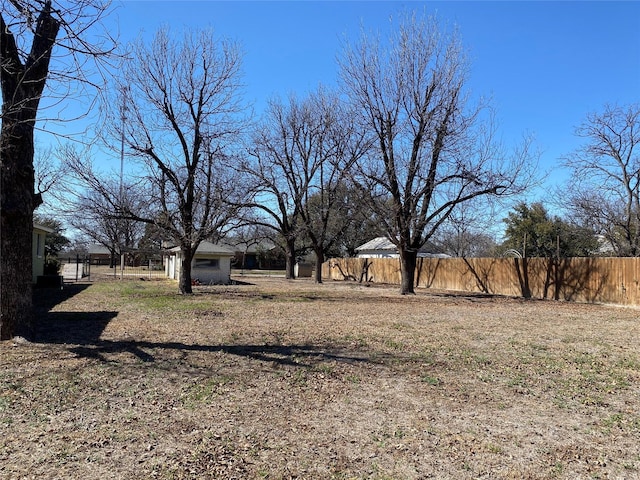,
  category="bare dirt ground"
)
[1,275,640,479]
